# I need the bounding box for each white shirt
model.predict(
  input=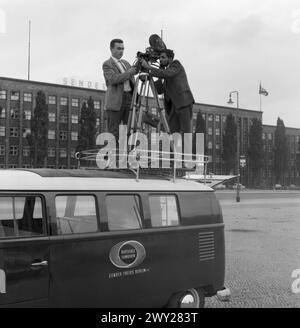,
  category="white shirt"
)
[111,56,132,92]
